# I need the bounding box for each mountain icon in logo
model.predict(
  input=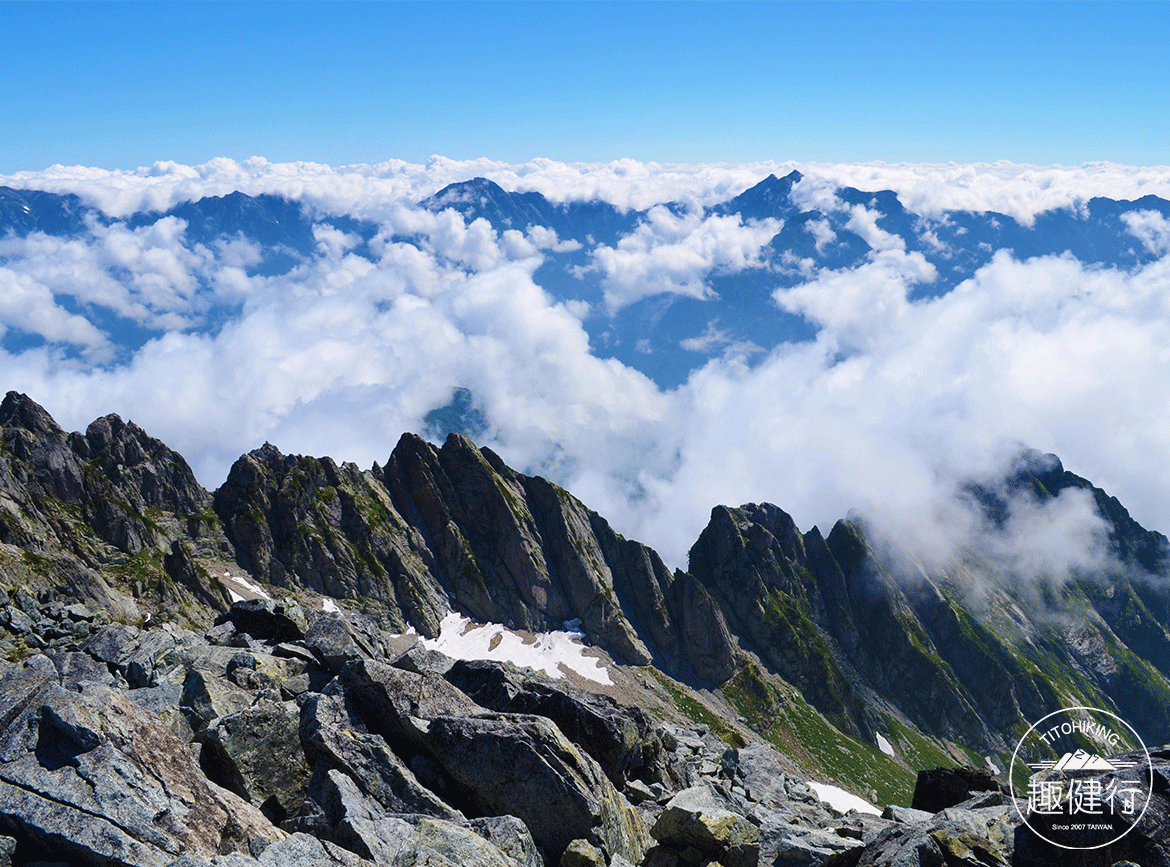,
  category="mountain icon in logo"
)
[1051,749,1118,772]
